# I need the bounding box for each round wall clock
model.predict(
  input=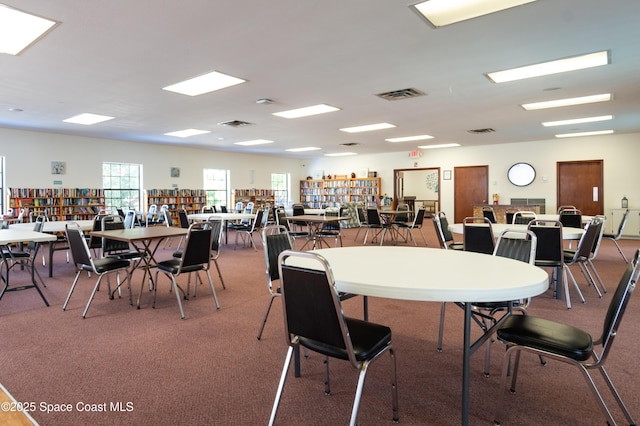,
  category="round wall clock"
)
[507,162,535,186]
